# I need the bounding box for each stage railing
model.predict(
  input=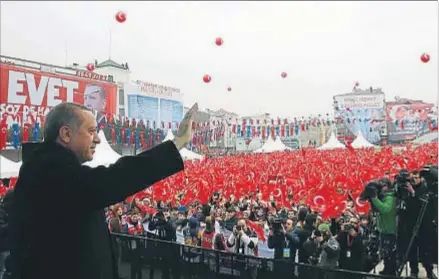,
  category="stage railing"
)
[110,233,405,279]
